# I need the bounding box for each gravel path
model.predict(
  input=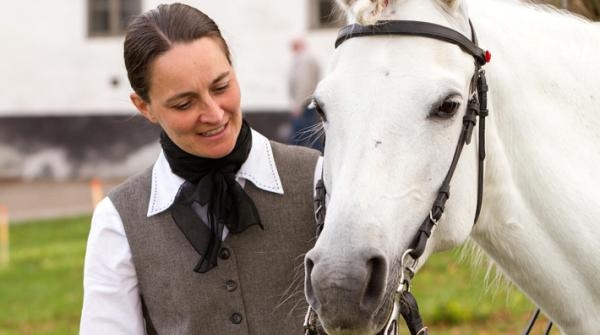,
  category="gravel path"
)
[0,179,123,223]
